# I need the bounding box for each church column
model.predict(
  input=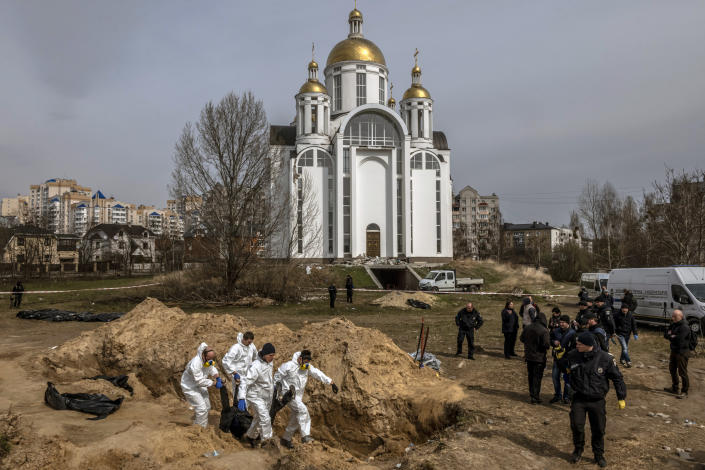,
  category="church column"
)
[304,102,312,134]
[316,102,324,134]
[410,104,419,138]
